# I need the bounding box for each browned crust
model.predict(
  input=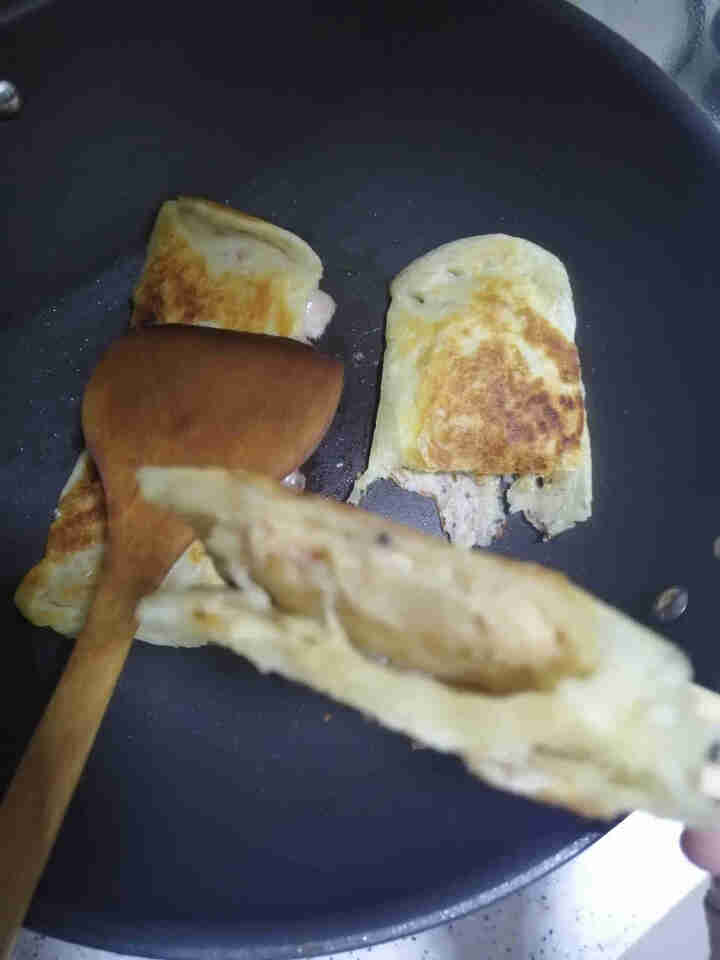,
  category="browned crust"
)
[14,456,108,631]
[45,458,107,558]
[522,308,580,384]
[133,218,295,337]
[408,300,584,475]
